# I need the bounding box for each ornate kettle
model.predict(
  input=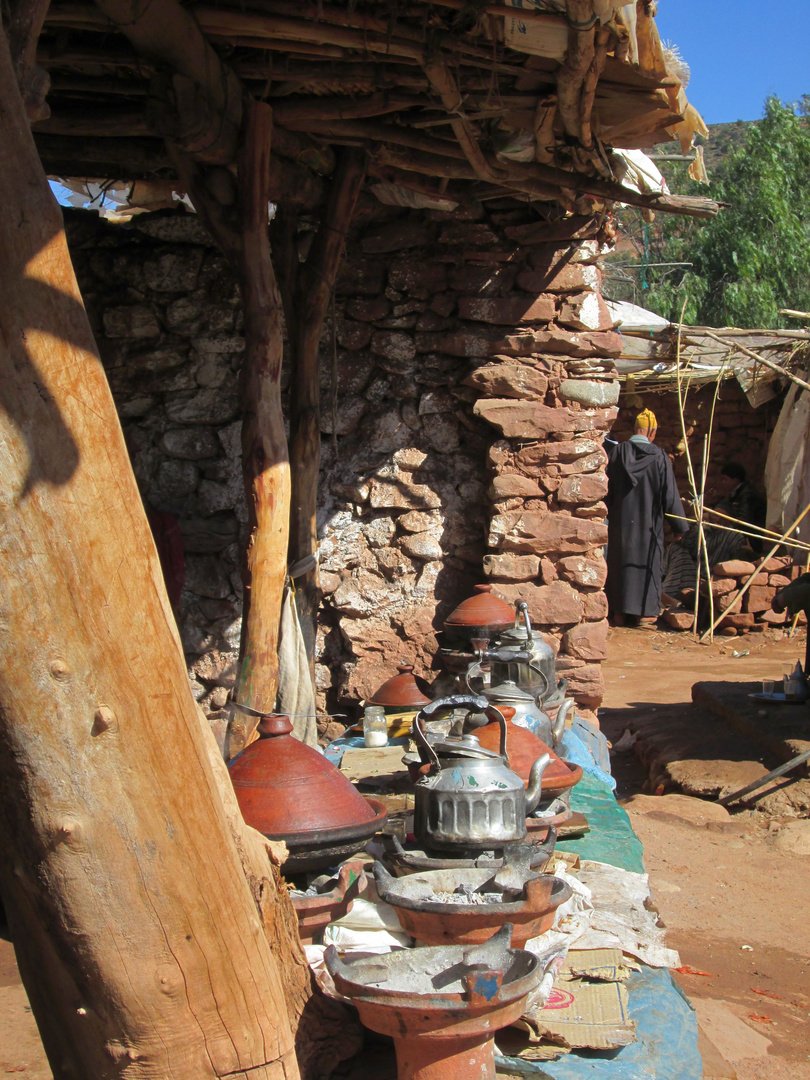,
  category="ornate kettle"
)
[411,695,550,851]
